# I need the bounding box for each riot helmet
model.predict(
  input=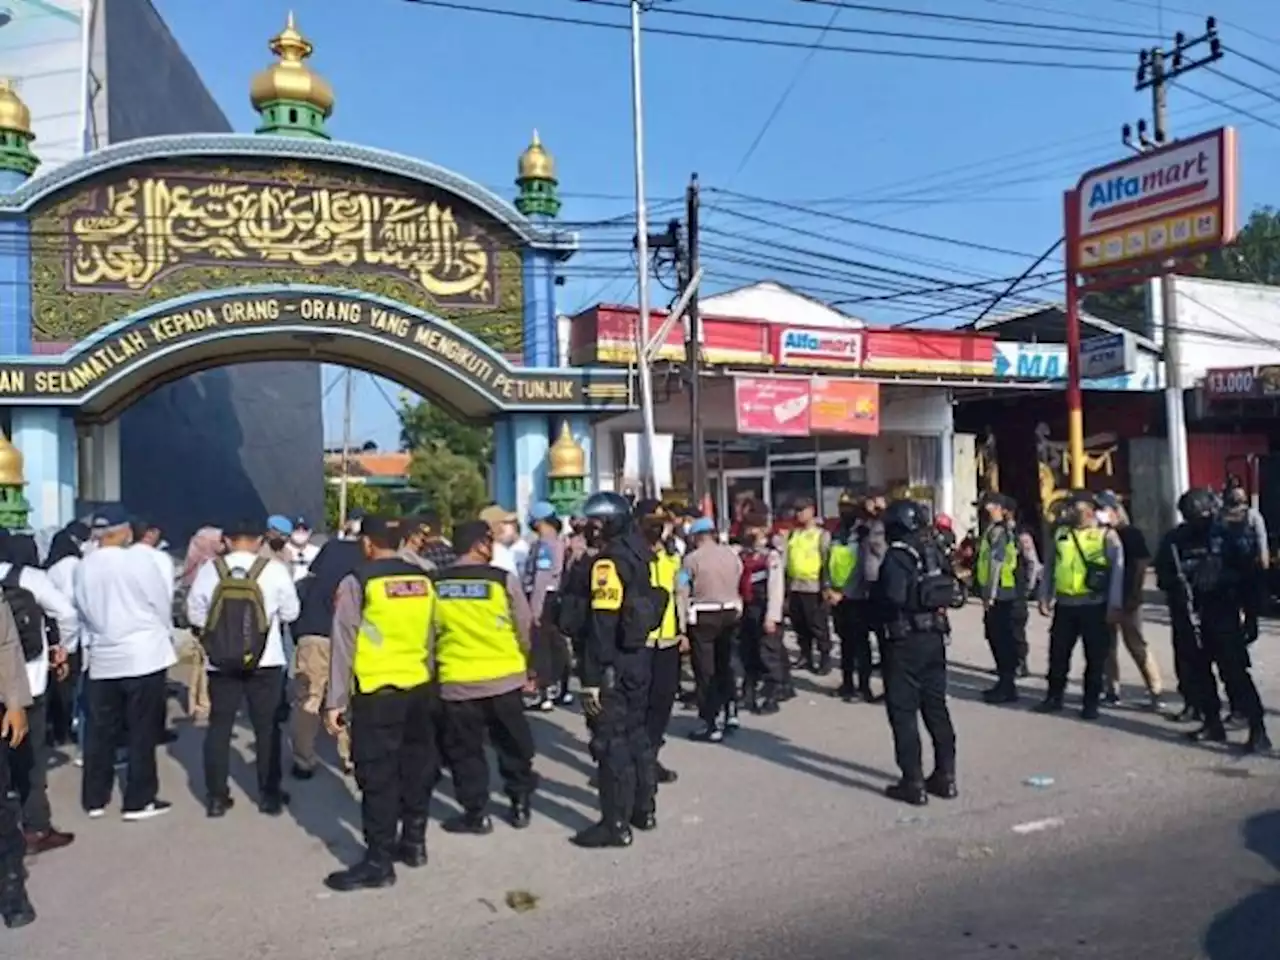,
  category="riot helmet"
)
[883,499,926,538]
[1177,487,1218,524]
[582,491,634,540]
